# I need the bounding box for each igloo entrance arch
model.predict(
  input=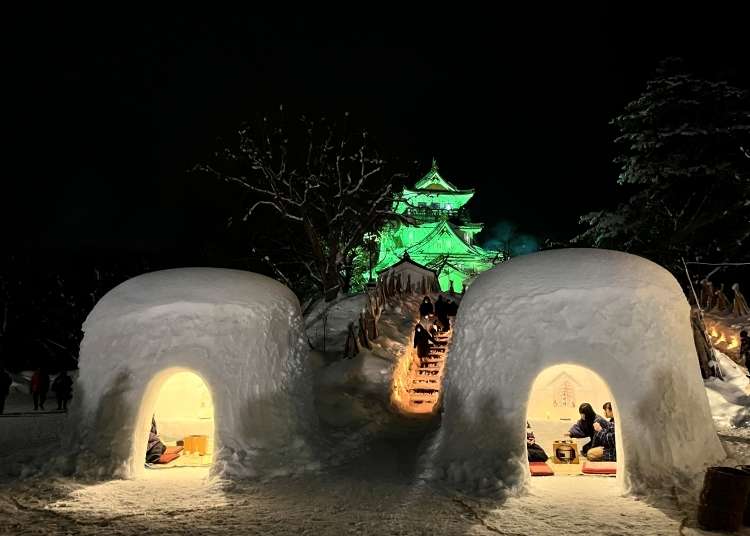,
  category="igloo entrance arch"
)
[526,364,622,476]
[71,268,319,480]
[427,249,724,495]
[135,368,215,471]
